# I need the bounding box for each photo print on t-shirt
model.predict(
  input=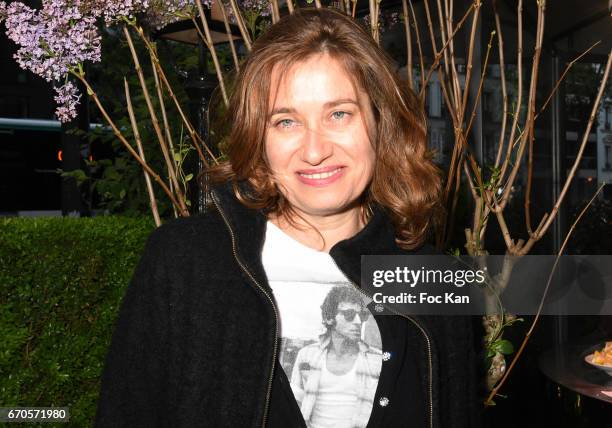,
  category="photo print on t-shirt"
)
[262,221,383,428]
[275,282,382,428]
